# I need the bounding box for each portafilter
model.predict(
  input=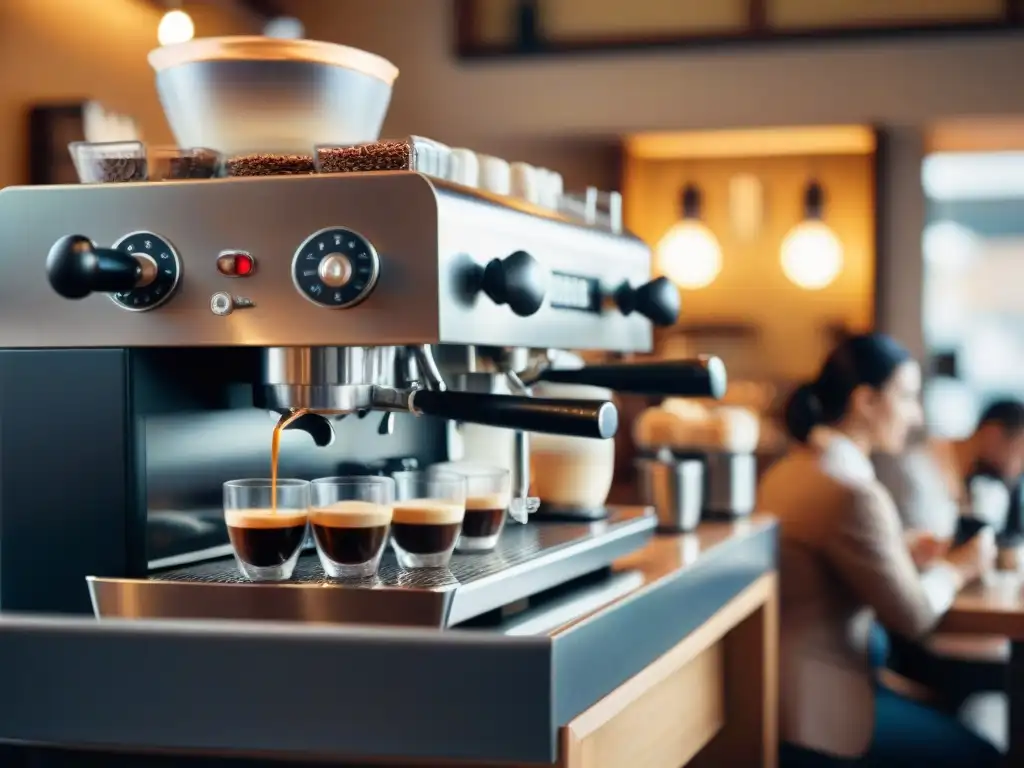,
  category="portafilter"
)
[255,345,618,442]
